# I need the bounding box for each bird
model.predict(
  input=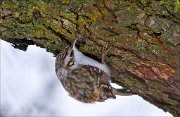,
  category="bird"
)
[55,36,132,103]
